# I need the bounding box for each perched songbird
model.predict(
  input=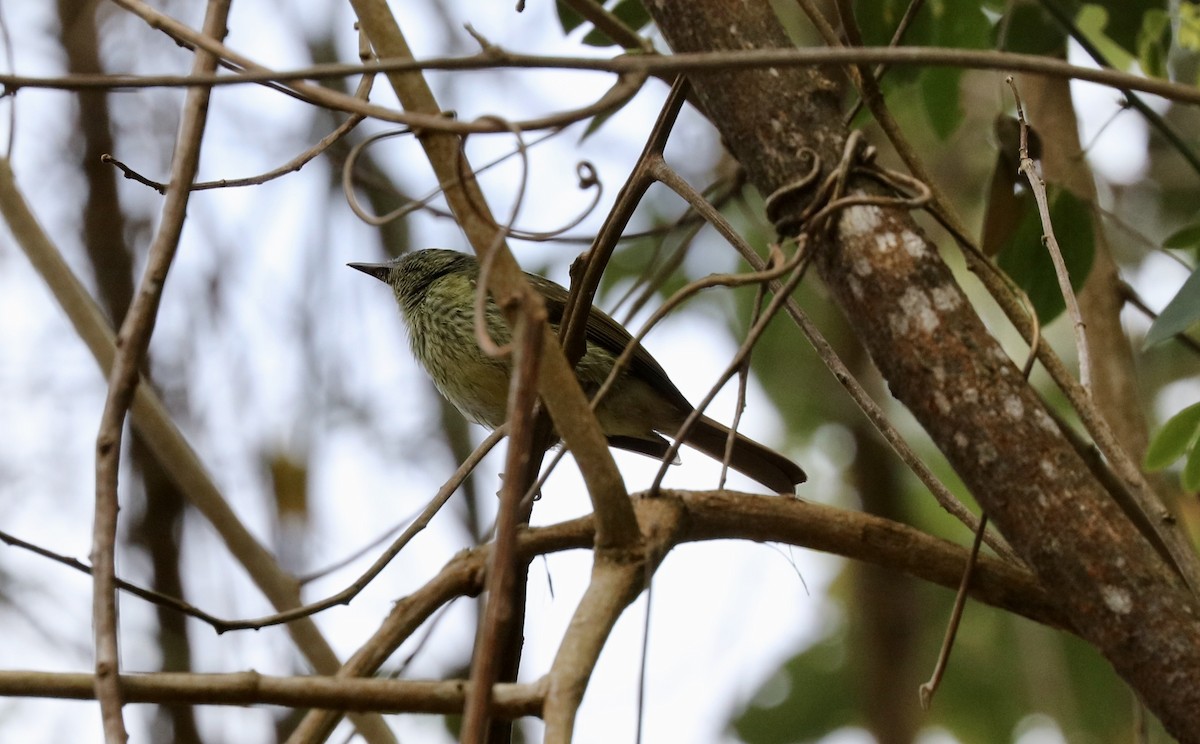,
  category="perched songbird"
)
[349,249,805,493]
